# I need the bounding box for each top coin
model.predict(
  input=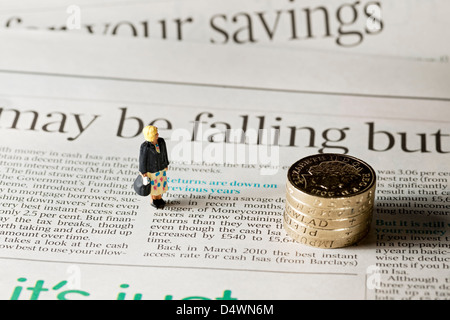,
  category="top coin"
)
[287,154,376,199]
